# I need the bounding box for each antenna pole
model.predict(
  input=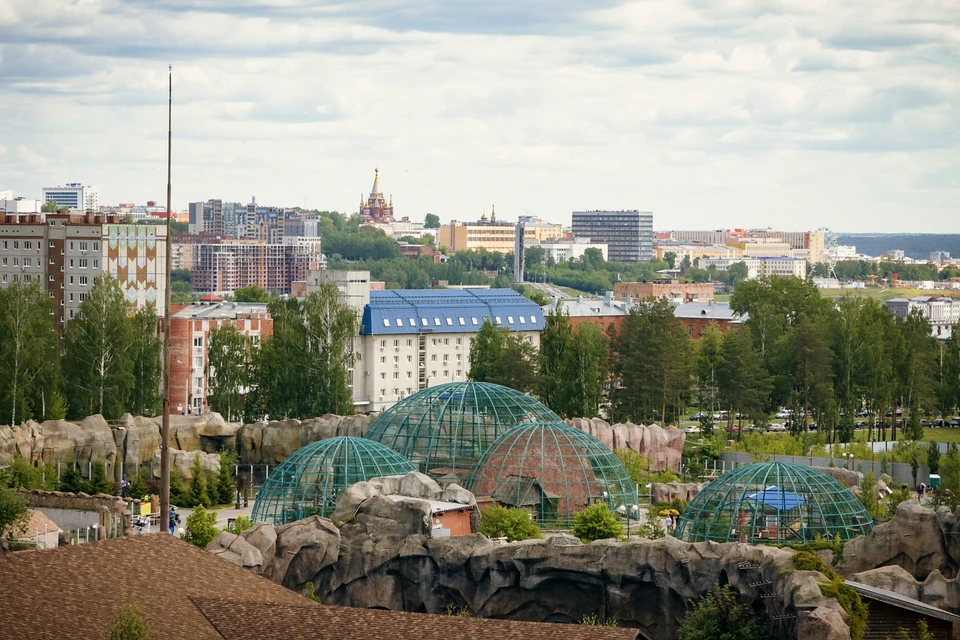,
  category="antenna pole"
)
[160,65,173,531]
